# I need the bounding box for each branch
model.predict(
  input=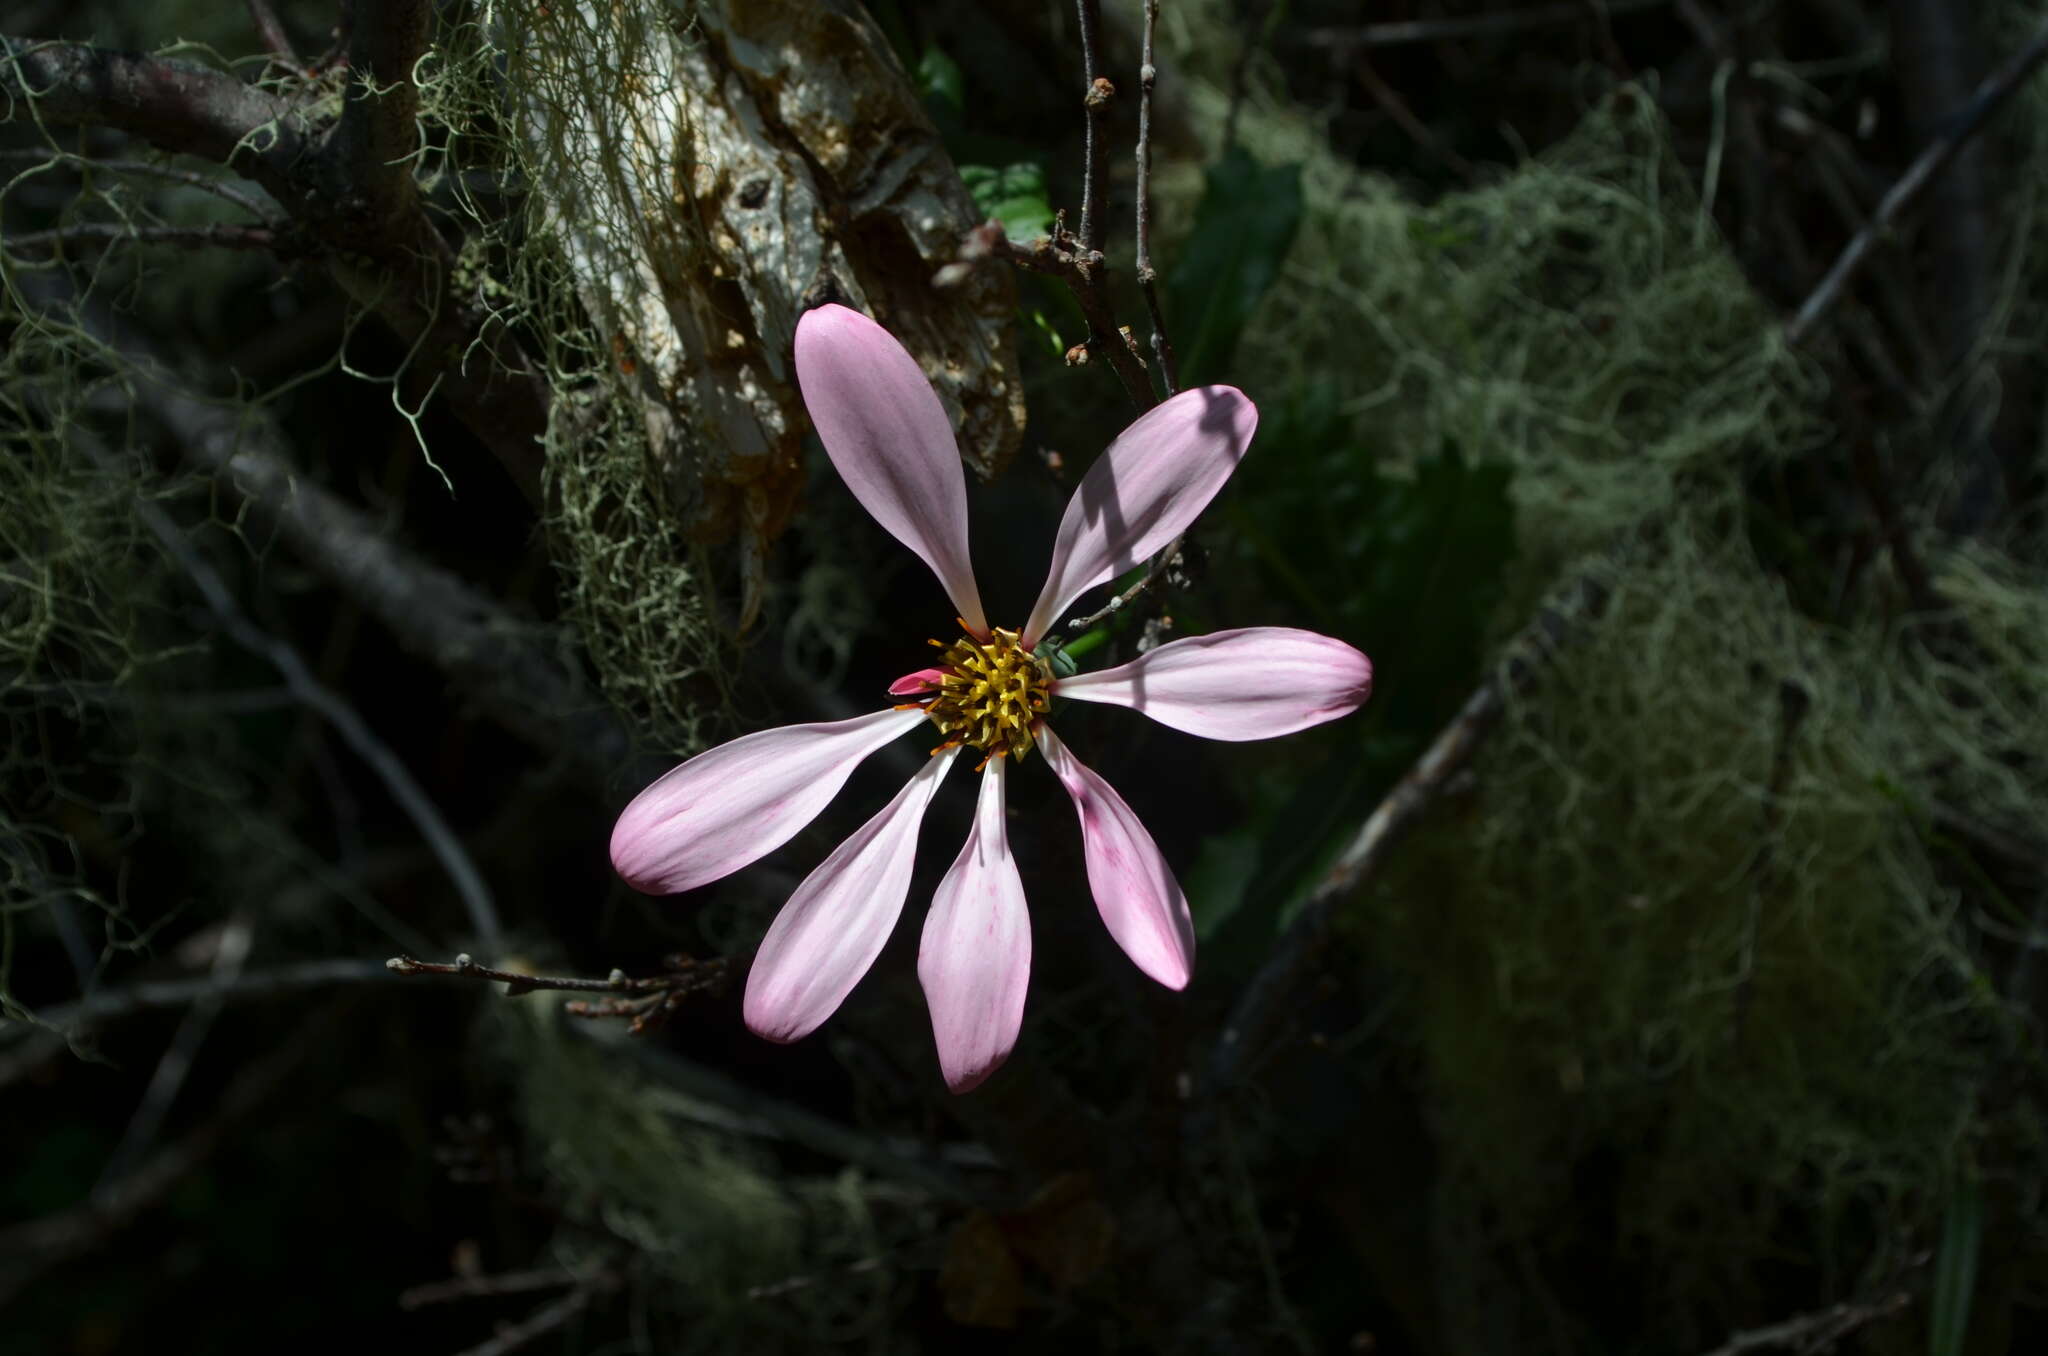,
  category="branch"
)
[993,228,1155,409]
[1306,0,1671,50]
[452,1274,616,1356]
[3,221,302,256]
[0,37,308,190]
[1699,1291,1911,1356]
[2,34,551,504]
[1786,16,2048,346]
[385,953,728,1035]
[339,0,429,231]
[245,0,303,72]
[1134,0,1179,395]
[400,1264,604,1311]
[104,442,505,954]
[1208,569,1611,1094]
[0,1005,317,1306]
[1073,0,1112,252]
[4,959,397,1037]
[0,148,281,221]
[36,273,646,792]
